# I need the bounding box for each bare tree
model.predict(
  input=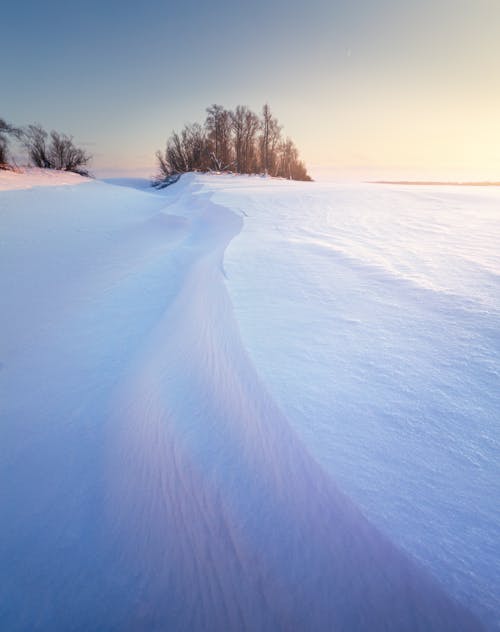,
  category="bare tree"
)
[48,131,91,174]
[259,104,282,176]
[242,108,260,173]
[290,158,311,181]
[167,130,189,173]
[276,138,312,180]
[182,123,210,171]
[0,118,22,169]
[230,106,259,174]
[23,124,50,168]
[260,104,270,175]
[156,122,210,180]
[276,138,295,179]
[23,124,91,174]
[205,104,233,171]
[230,106,246,173]
[155,148,172,179]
